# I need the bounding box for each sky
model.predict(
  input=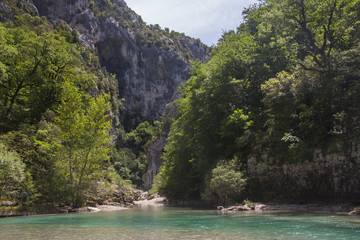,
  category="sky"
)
[125,0,258,46]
